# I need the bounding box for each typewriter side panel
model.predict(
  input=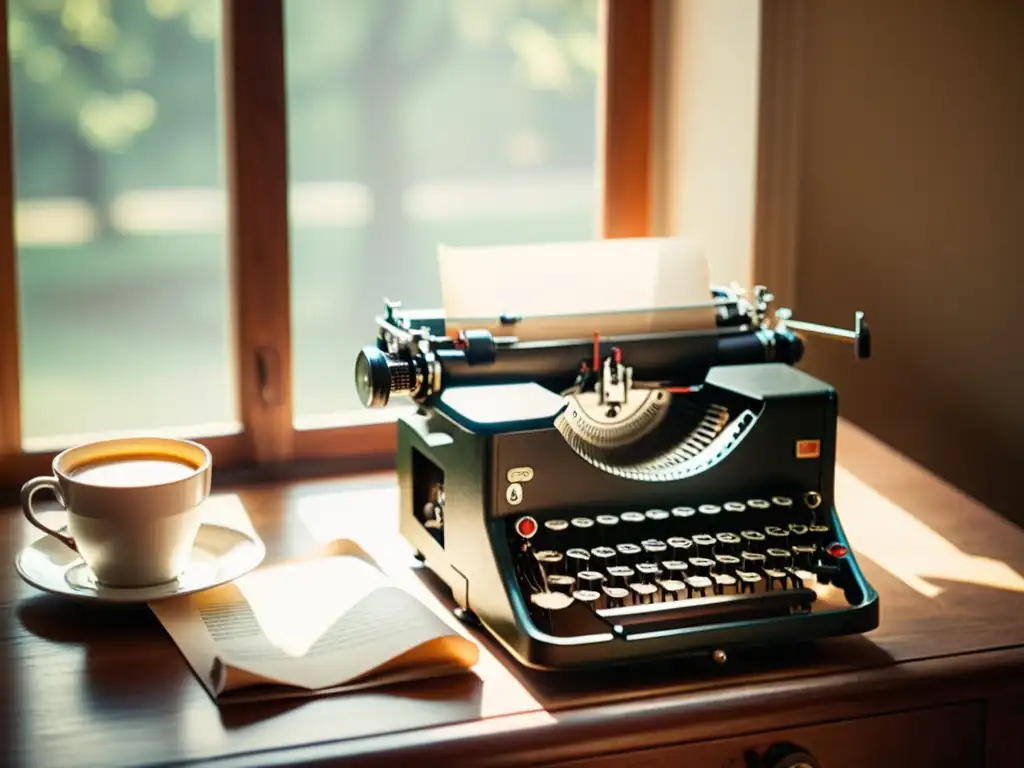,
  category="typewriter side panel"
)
[396,410,546,664]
